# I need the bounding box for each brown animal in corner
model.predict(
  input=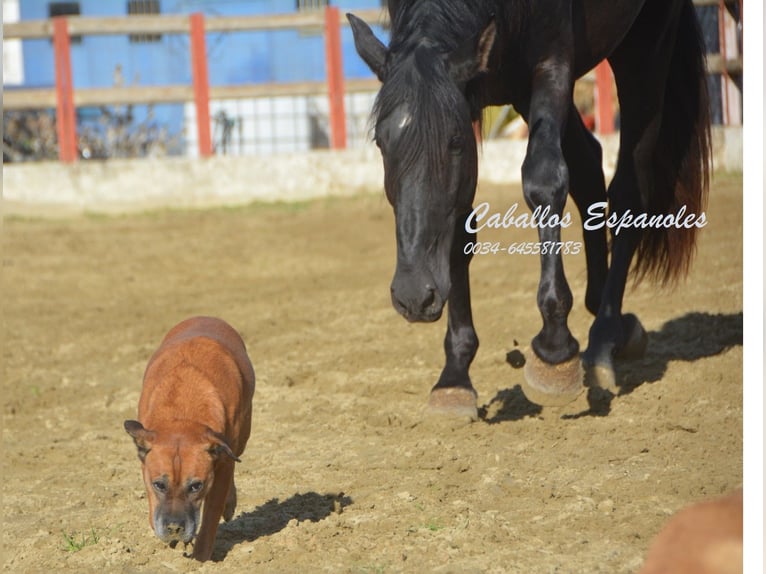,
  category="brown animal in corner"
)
[639,489,743,574]
[124,316,255,562]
